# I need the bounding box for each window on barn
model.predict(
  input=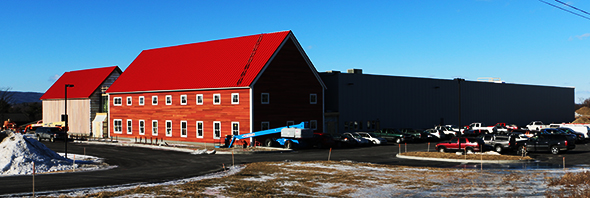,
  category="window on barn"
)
[261,122,270,130]
[166,120,172,137]
[166,95,172,105]
[139,96,144,105]
[113,97,122,106]
[196,94,203,105]
[181,121,187,137]
[214,121,221,139]
[261,93,269,104]
[196,121,203,138]
[310,94,317,104]
[152,120,158,136]
[231,93,239,104]
[232,122,239,136]
[213,94,220,105]
[180,95,187,105]
[127,97,132,106]
[127,119,132,134]
[152,96,158,105]
[114,119,122,133]
[139,120,145,135]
